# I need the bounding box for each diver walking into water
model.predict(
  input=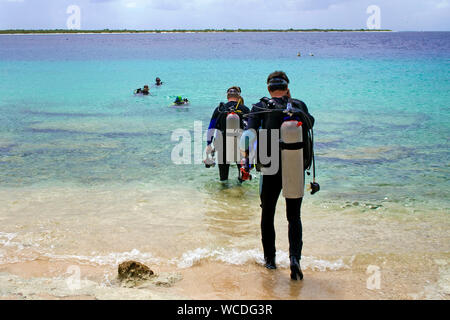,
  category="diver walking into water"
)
[240,71,317,280]
[205,87,250,182]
